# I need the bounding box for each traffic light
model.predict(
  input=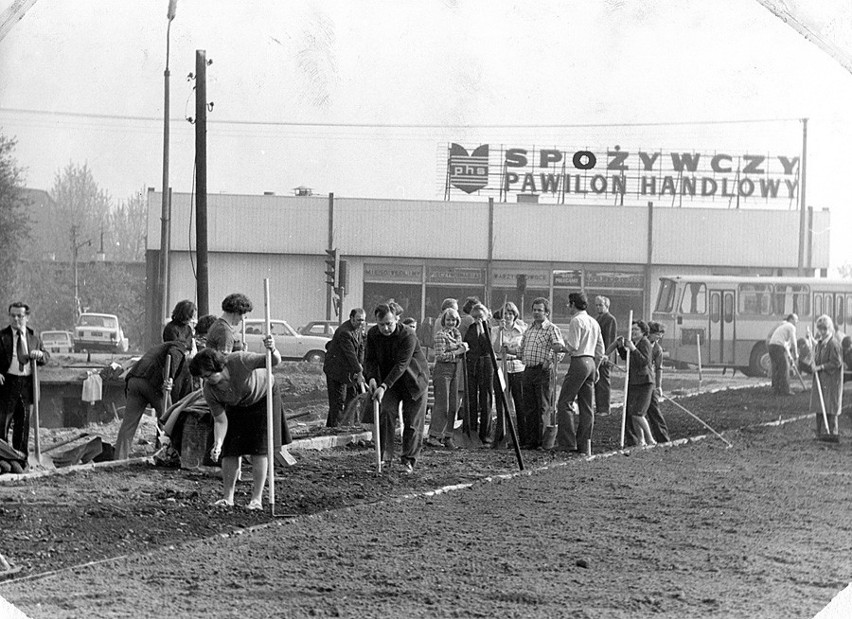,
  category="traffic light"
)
[325,248,339,288]
[337,260,348,295]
